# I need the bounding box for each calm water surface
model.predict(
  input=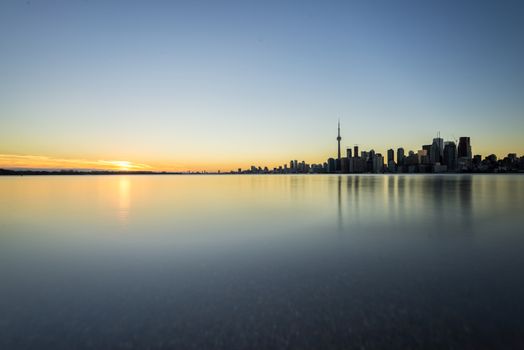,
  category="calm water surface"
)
[1,175,523,349]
